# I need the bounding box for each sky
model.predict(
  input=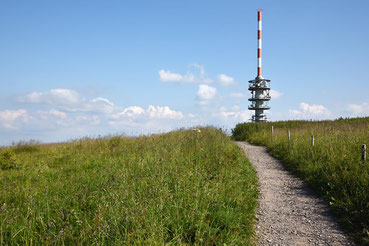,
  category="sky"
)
[1,0,369,145]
